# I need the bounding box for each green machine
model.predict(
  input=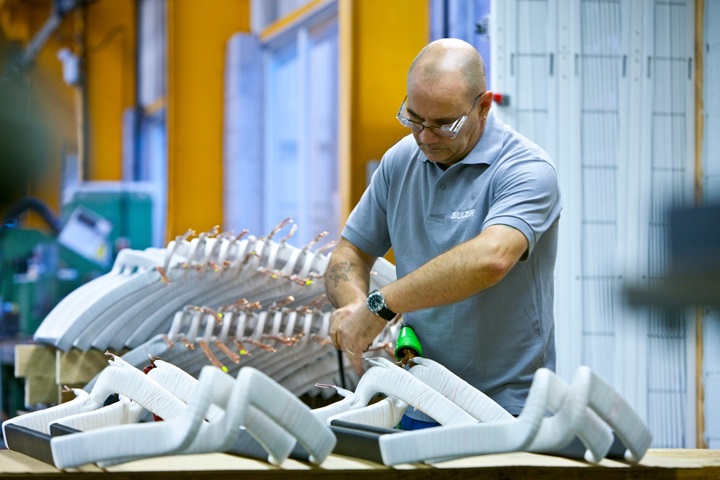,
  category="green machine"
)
[0,227,102,336]
[0,191,153,417]
[1,190,153,336]
[61,188,154,261]
[0,199,105,419]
